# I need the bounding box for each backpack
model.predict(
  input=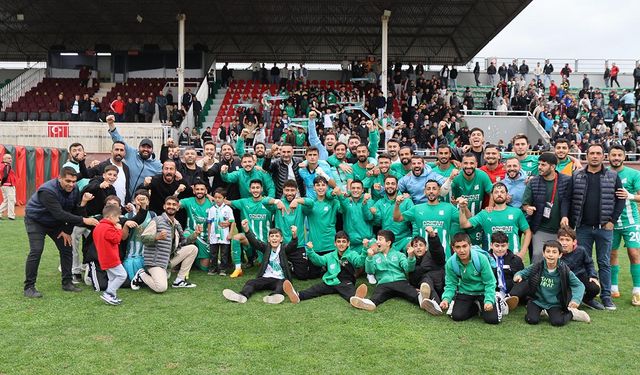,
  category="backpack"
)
[449,246,496,277]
